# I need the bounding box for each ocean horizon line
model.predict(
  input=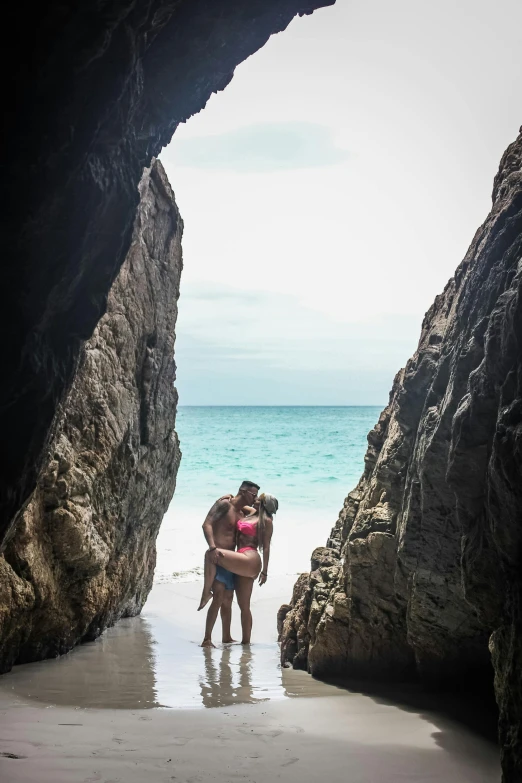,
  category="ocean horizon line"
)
[177,404,385,408]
